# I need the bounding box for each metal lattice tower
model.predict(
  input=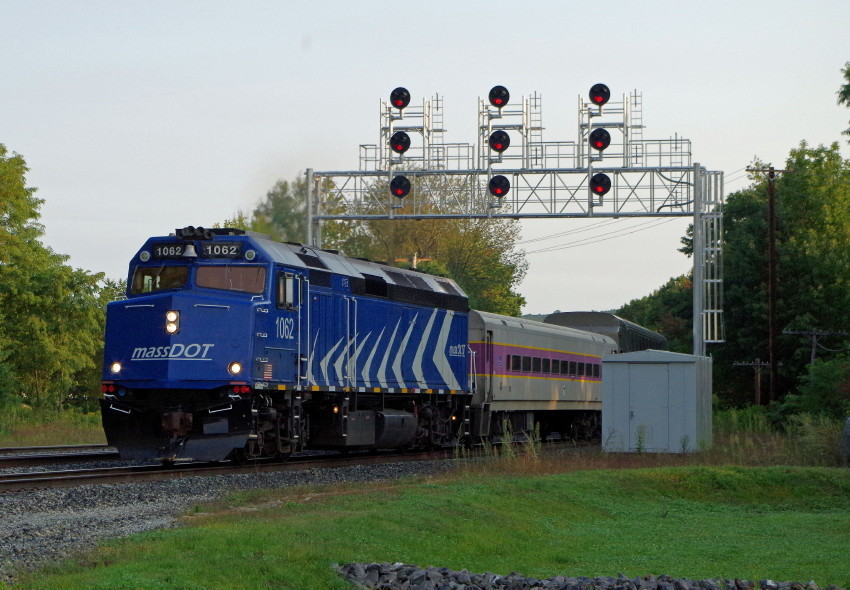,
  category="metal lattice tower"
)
[308,86,724,354]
